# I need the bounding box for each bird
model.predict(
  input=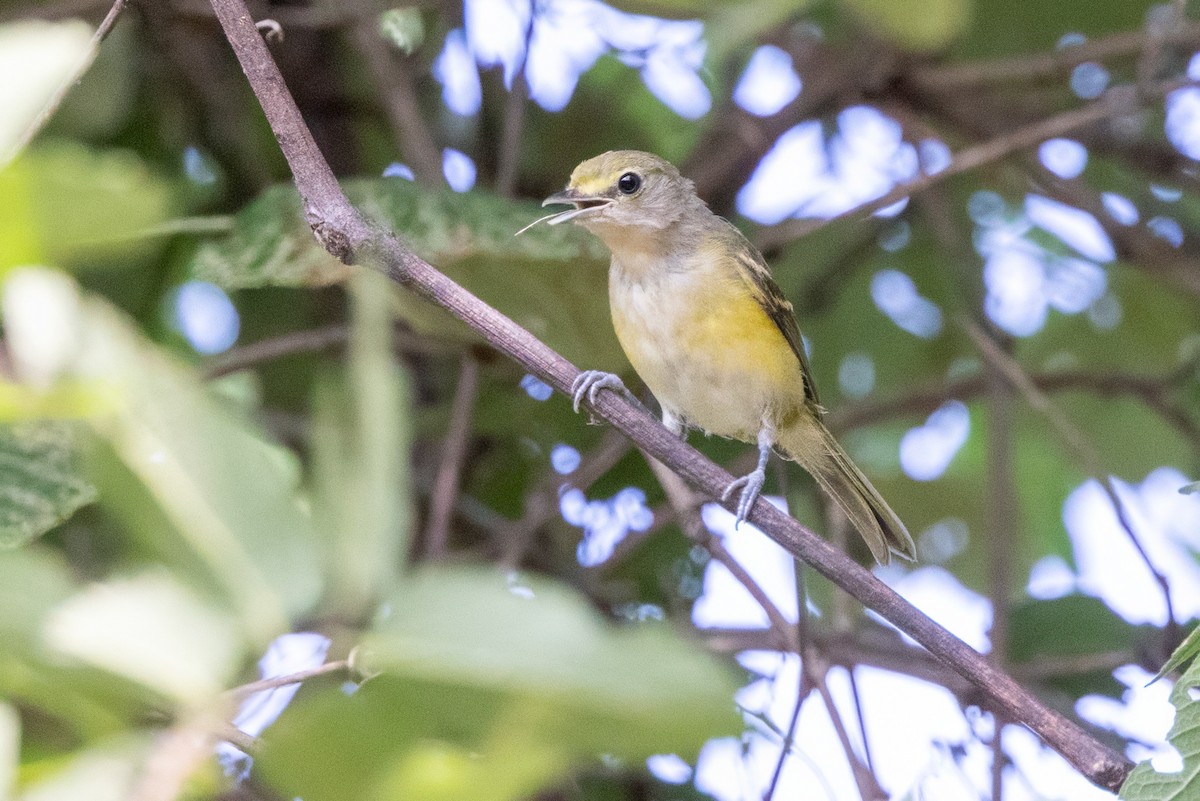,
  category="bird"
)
[526,150,916,564]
